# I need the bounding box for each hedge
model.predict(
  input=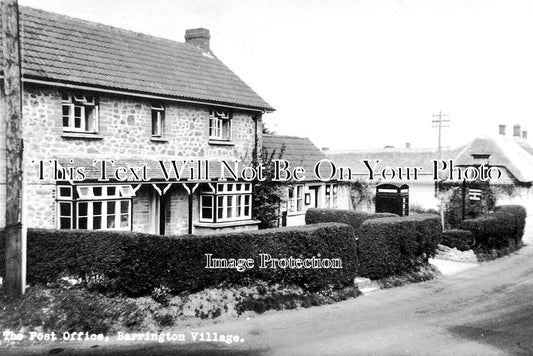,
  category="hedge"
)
[305,208,397,230]
[459,205,527,249]
[441,229,474,251]
[355,214,442,279]
[1,223,357,296]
